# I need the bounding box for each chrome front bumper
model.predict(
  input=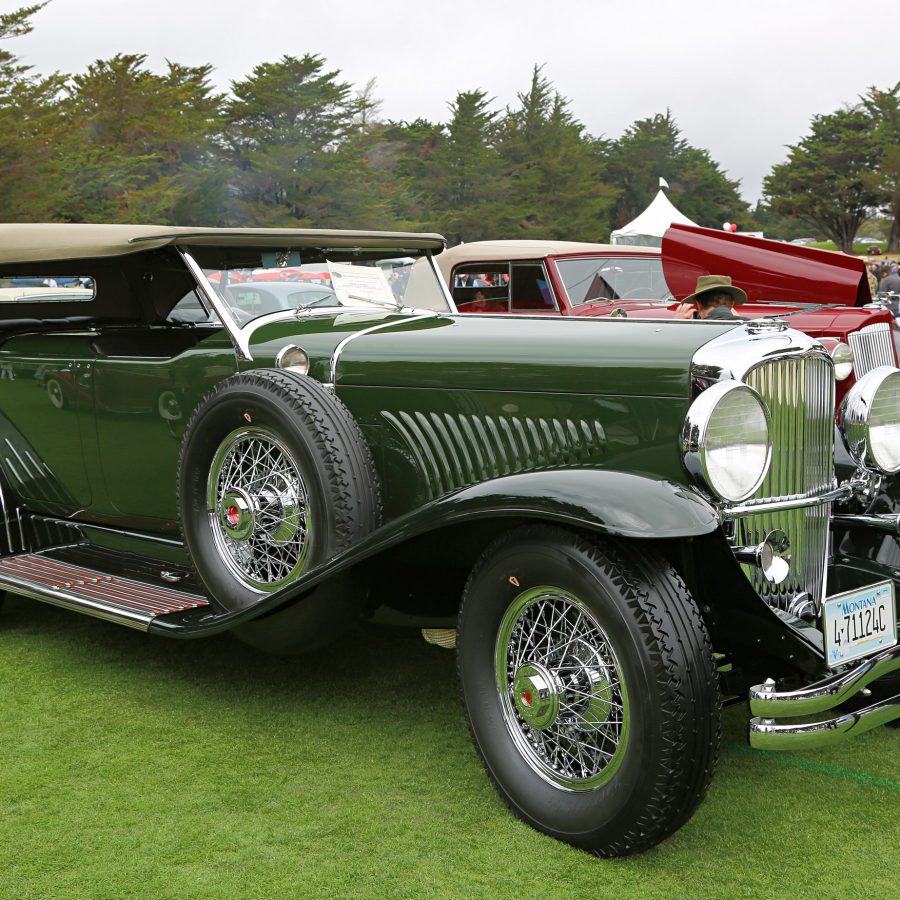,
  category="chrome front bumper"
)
[748,643,900,749]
